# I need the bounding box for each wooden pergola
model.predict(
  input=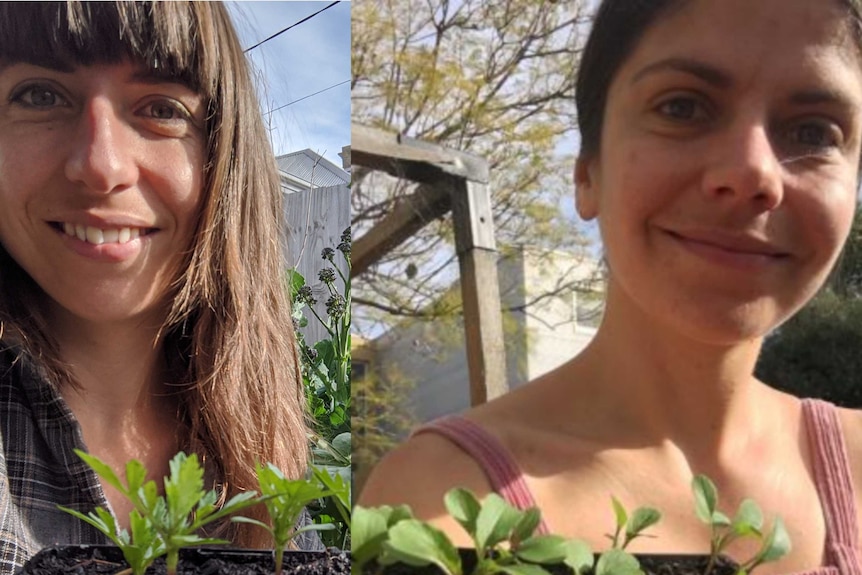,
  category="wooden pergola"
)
[351,123,508,405]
